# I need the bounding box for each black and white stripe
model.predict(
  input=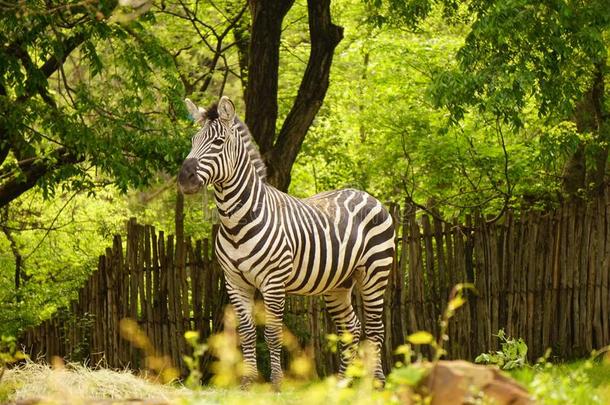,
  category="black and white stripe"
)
[179,97,395,386]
